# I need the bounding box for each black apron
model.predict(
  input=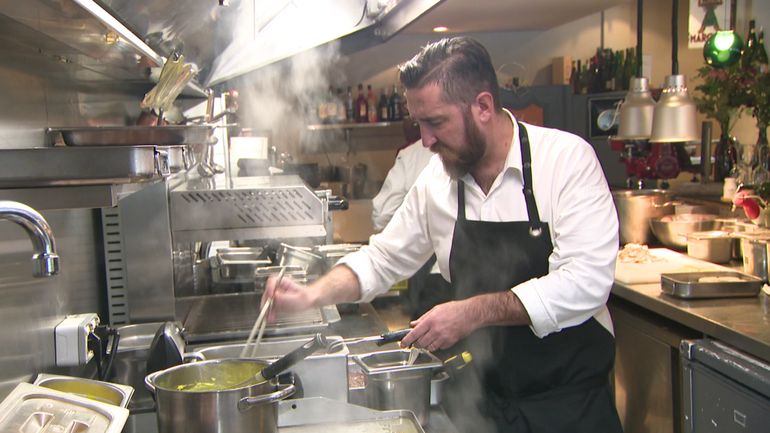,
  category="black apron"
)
[441,123,623,433]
